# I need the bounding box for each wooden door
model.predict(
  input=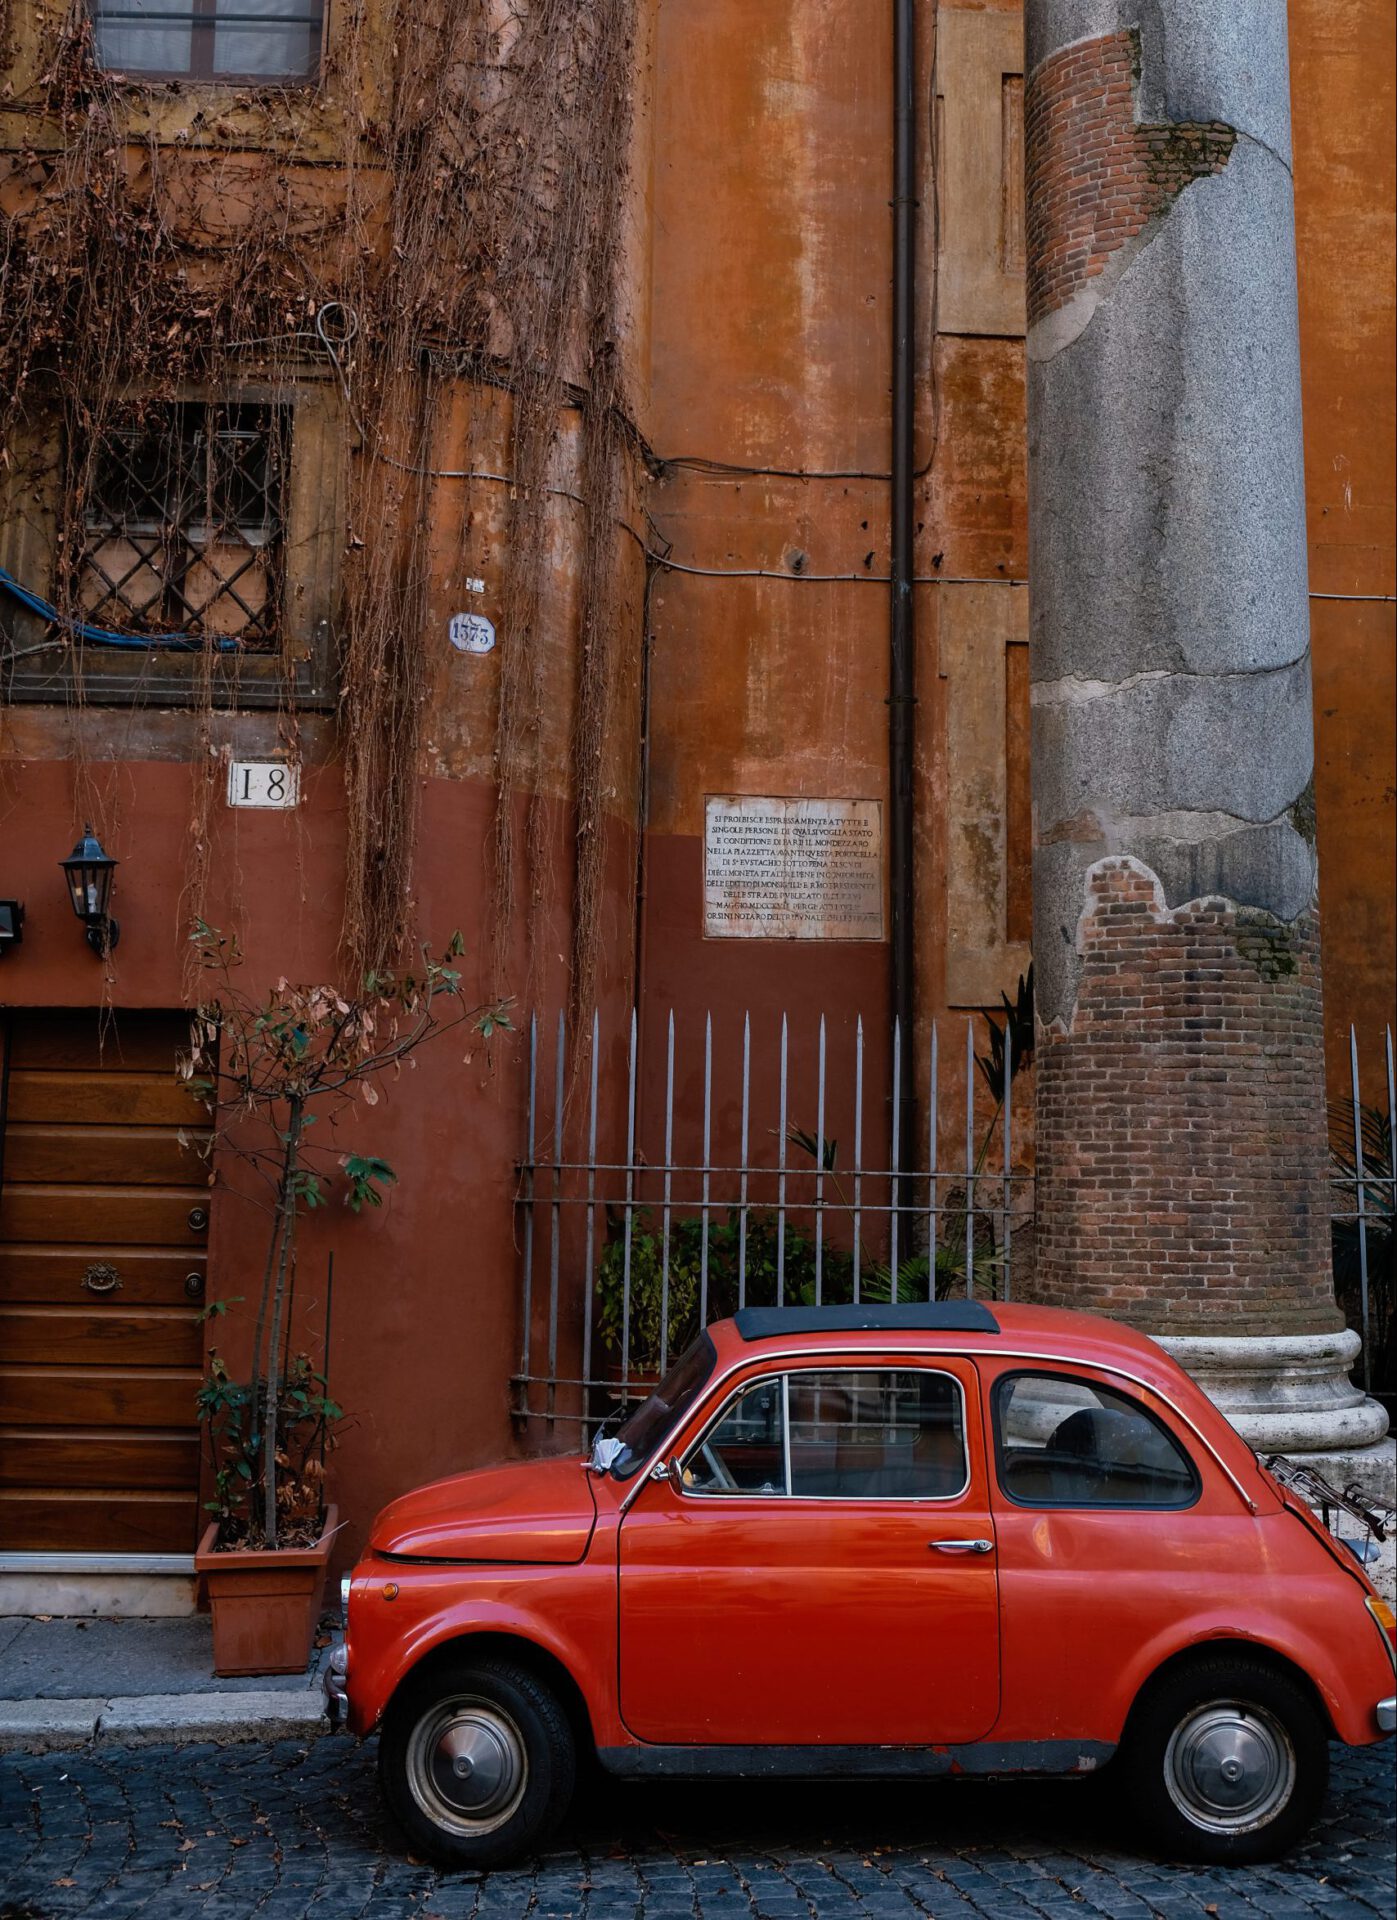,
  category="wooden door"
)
[0,1011,210,1553]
